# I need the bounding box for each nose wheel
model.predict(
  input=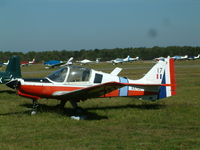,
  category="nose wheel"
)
[31,99,39,115]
